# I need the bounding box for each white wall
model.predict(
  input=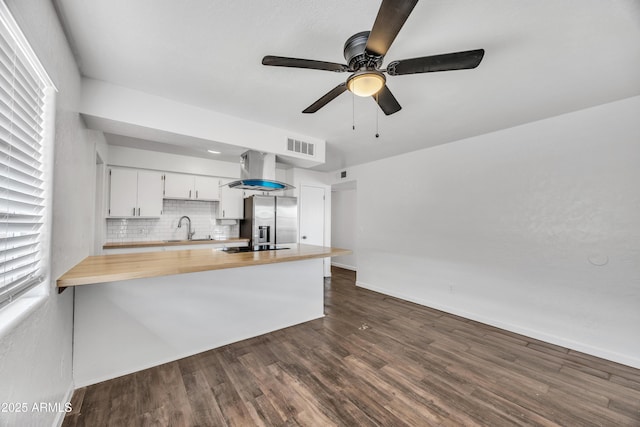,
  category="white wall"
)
[81,78,326,167]
[335,95,640,369]
[331,188,357,270]
[0,2,100,426]
[107,145,241,178]
[107,144,289,185]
